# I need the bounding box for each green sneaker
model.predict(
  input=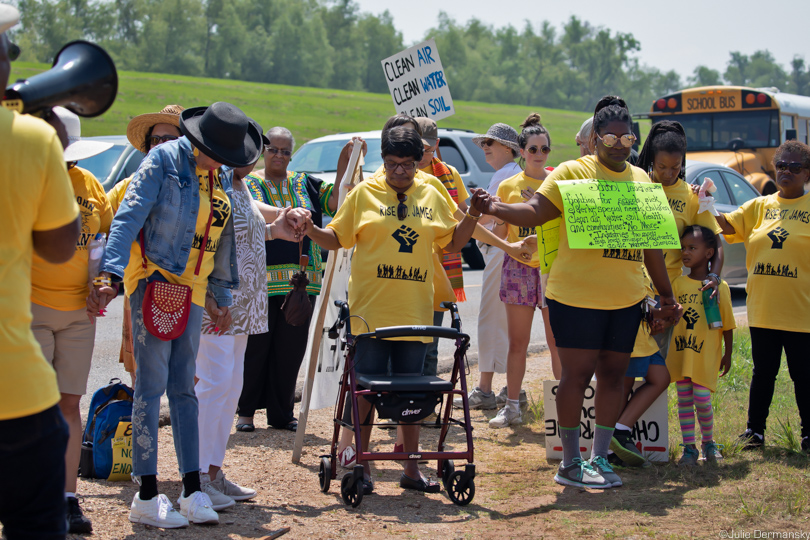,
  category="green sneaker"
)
[701,441,724,463]
[609,429,646,467]
[678,444,700,467]
[588,455,622,487]
[554,458,611,489]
